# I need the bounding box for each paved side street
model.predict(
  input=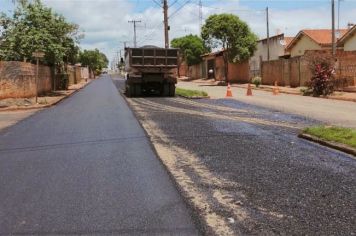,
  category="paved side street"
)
[177,80,356,128]
[0,76,199,235]
[114,76,356,235]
